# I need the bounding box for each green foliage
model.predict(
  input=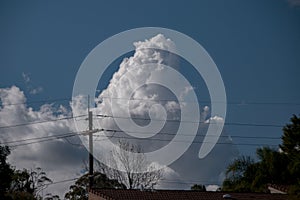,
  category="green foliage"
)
[64,172,126,200]
[4,191,36,200]
[223,148,290,192]
[10,167,53,198]
[0,146,14,197]
[288,182,300,200]
[191,184,206,191]
[222,114,300,197]
[280,115,300,157]
[0,145,58,200]
[256,147,290,184]
[280,115,300,184]
[222,156,260,192]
